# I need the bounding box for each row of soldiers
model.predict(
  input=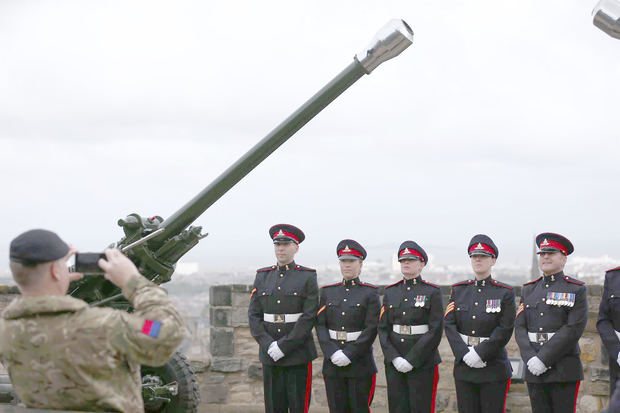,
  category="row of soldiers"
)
[249,224,620,413]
